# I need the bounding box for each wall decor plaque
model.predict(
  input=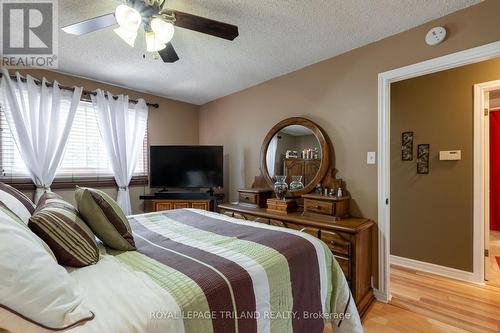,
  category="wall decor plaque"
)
[417,144,430,174]
[402,131,414,161]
